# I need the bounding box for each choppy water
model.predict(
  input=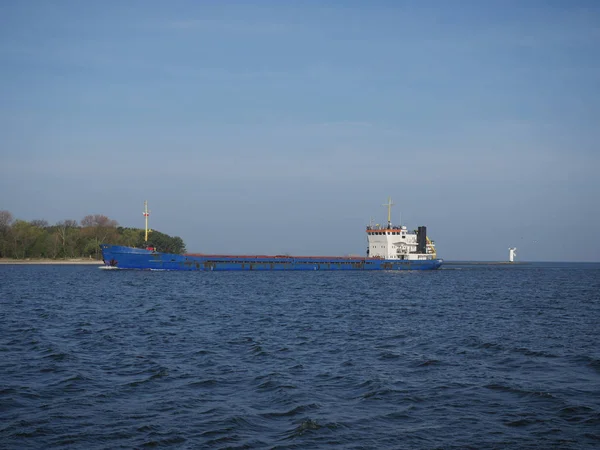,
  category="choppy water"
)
[1,263,599,449]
